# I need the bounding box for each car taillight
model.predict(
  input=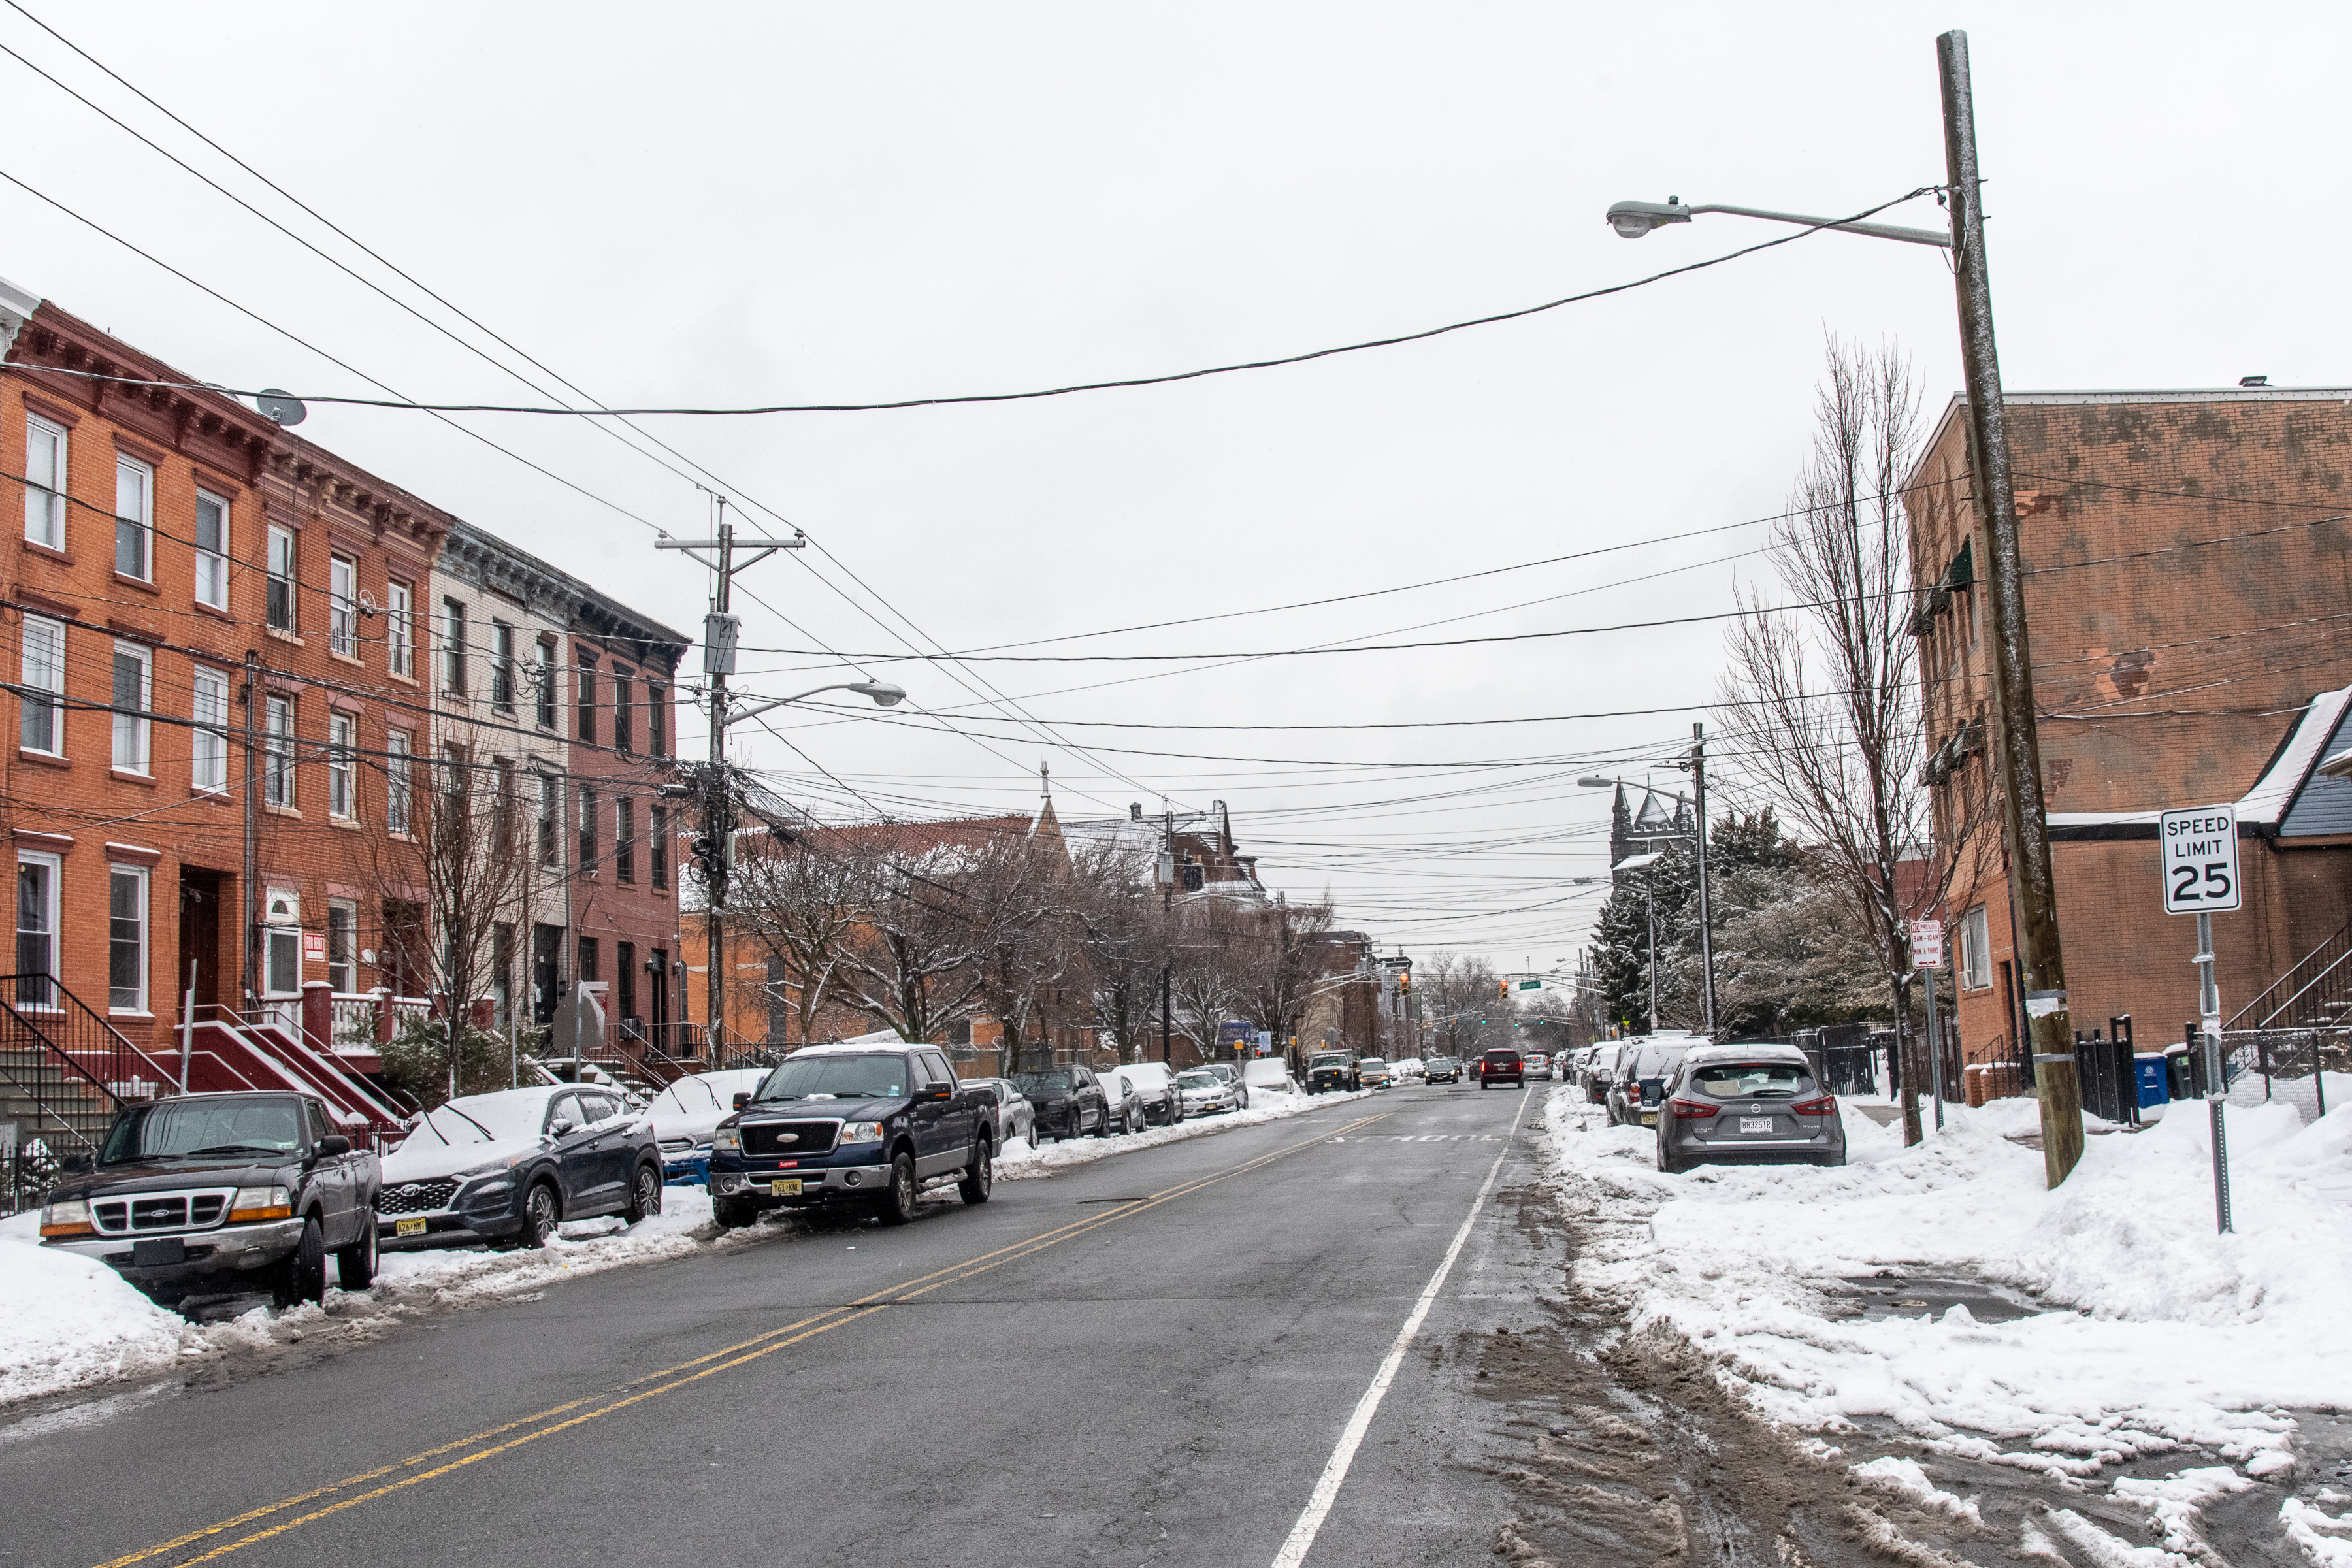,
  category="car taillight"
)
[1669,1098,1718,1119]
[1791,1094,1837,1117]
